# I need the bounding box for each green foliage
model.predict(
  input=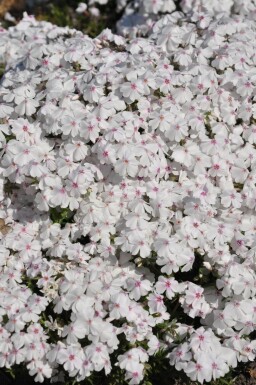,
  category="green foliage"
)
[39,3,73,27]
[0,64,5,78]
[49,207,76,227]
